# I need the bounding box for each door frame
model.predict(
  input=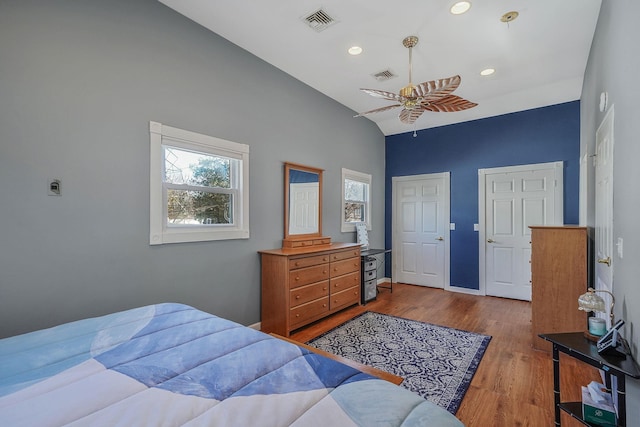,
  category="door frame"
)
[392,172,451,291]
[478,162,564,296]
[594,105,615,328]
